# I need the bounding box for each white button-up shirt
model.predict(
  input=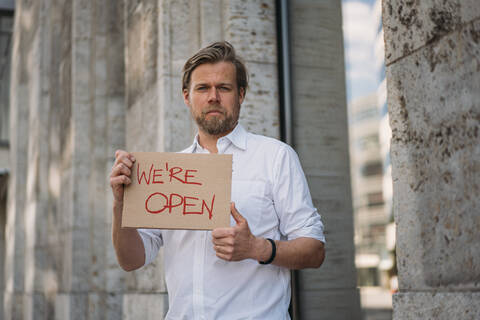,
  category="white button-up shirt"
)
[138,124,325,320]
